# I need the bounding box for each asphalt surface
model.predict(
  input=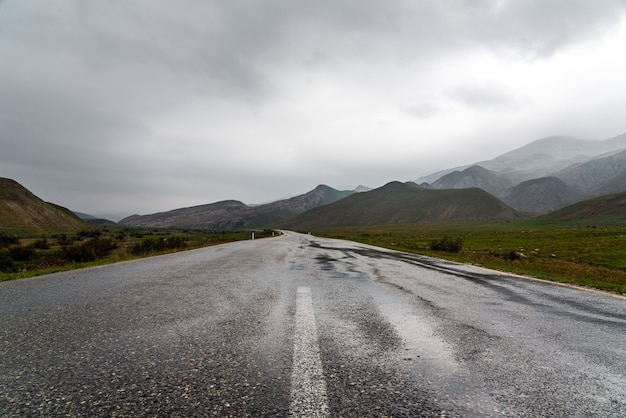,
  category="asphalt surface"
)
[1,231,625,417]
